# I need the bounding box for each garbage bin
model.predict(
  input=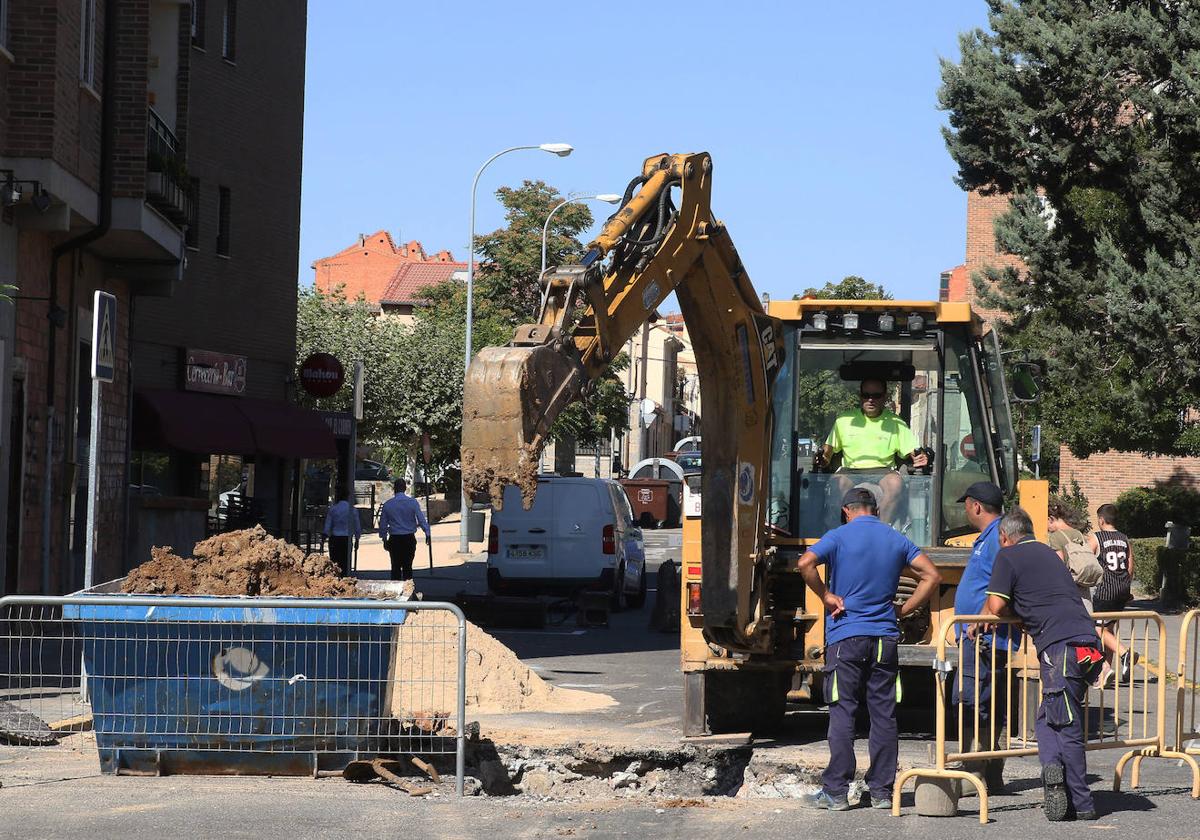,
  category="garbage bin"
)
[620,478,682,528]
[467,508,486,543]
